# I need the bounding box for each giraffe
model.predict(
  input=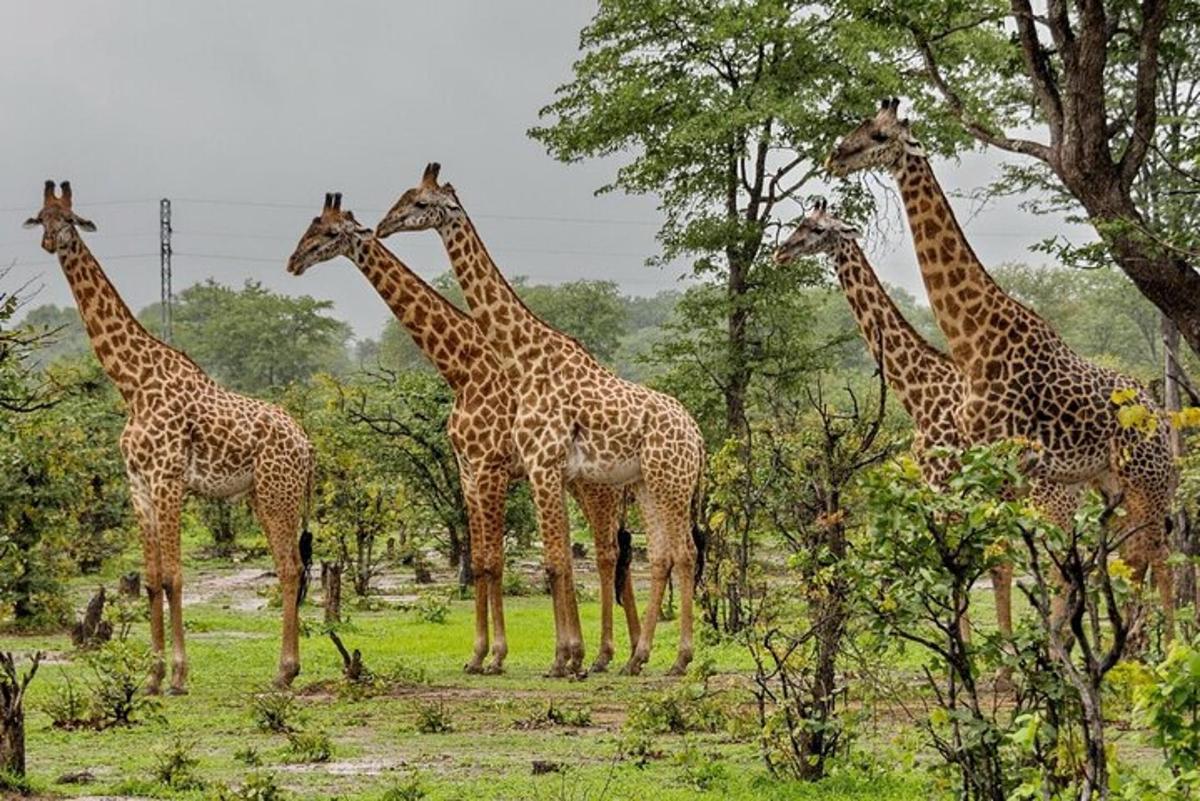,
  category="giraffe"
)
[827,100,1179,636]
[286,193,640,674]
[774,199,1015,638]
[377,164,707,677]
[24,181,314,693]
